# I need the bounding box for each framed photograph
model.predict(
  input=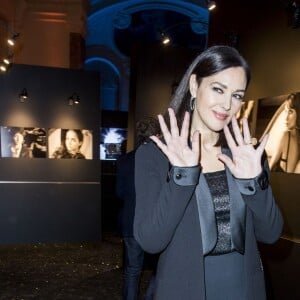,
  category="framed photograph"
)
[48,128,93,159]
[253,92,300,174]
[100,127,127,160]
[1,126,47,158]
